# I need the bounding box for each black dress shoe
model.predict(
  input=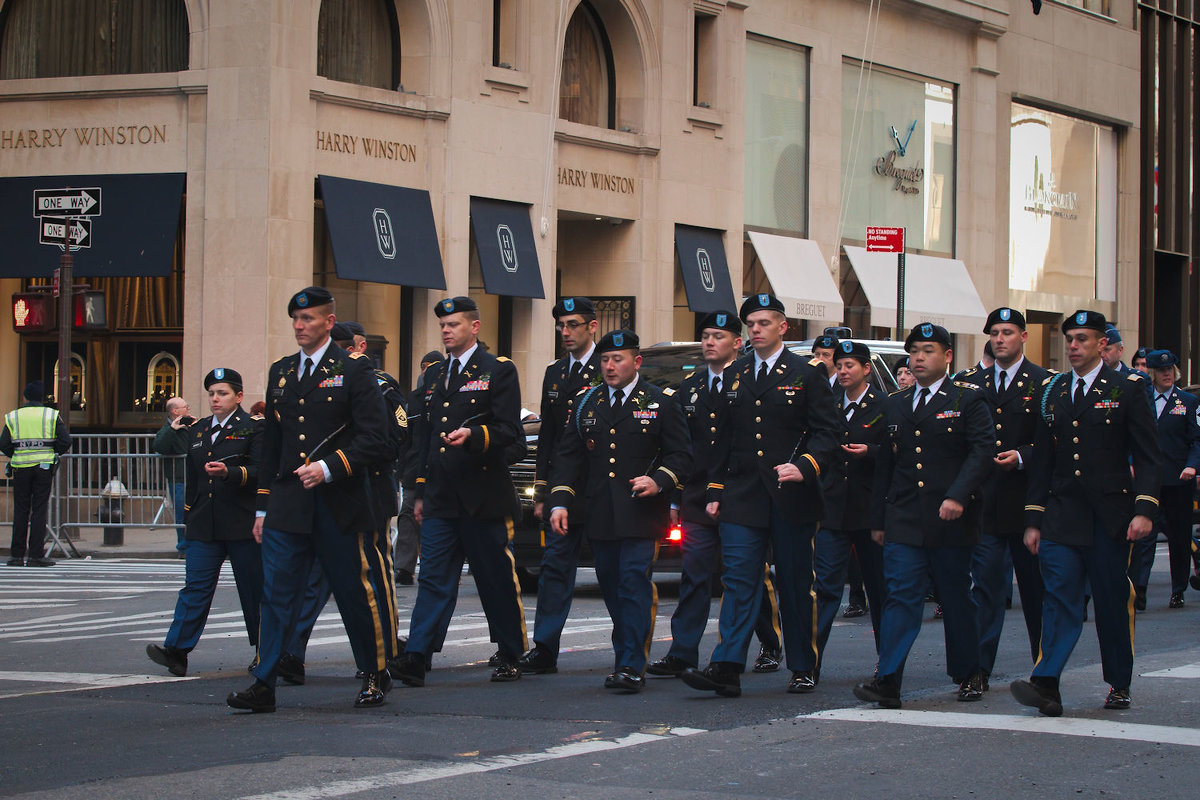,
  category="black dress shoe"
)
[278,653,305,685]
[607,667,645,694]
[517,645,558,674]
[1190,573,1200,592]
[957,670,985,702]
[752,646,782,673]
[394,637,432,670]
[6,557,23,566]
[853,677,901,709]
[490,660,521,682]
[487,650,503,668]
[395,568,414,586]
[842,602,866,619]
[646,655,693,677]
[146,644,188,677]
[603,672,619,689]
[787,671,817,694]
[25,557,56,567]
[1103,686,1131,710]
[1169,592,1185,609]
[227,681,276,713]
[1134,588,1147,612]
[681,663,741,698]
[388,652,426,687]
[1010,679,1063,717]
[355,671,392,707]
